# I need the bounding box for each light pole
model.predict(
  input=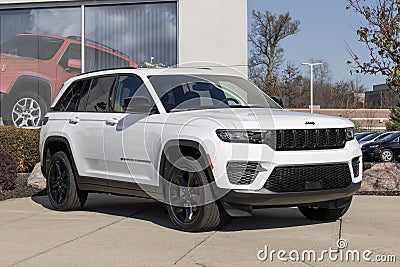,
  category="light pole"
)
[302,62,322,113]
